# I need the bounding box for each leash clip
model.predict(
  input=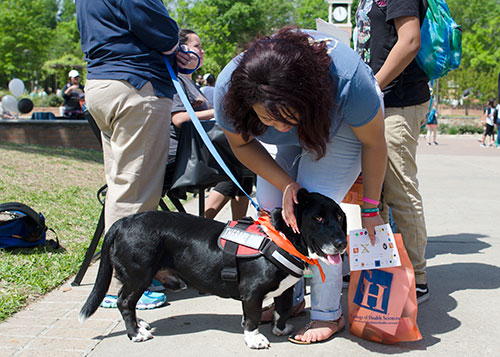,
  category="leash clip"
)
[258,208,272,217]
